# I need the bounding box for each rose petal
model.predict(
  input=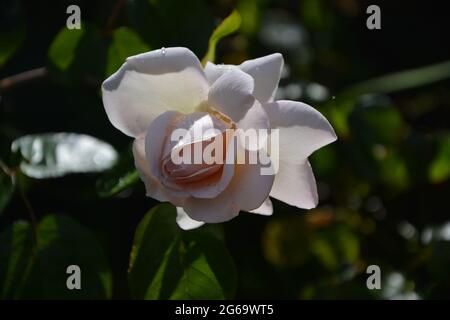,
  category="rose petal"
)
[160,112,235,199]
[163,112,230,155]
[269,160,318,209]
[235,100,270,151]
[239,53,283,103]
[183,147,275,223]
[204,62,234,85]
[176,207,205,230]
[102,47,209,137]
[145,110,183,181]
[205,53,284,103]
[250,197,273,216]
[208,68,255,122]
[132,134,168,202]
[208,69,270,151]
[264,100,337,163]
